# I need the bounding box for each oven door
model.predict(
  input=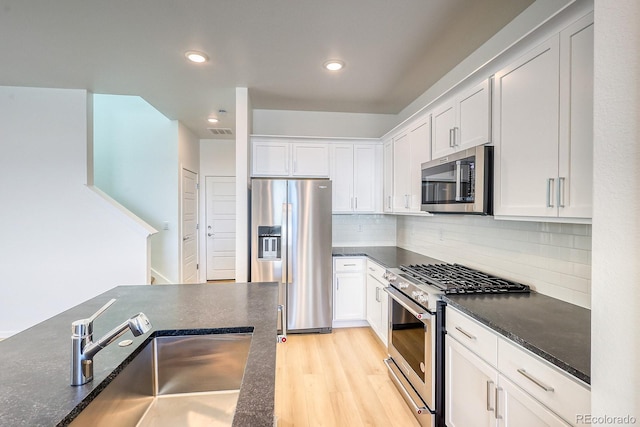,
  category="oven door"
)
[385,287,435,415]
